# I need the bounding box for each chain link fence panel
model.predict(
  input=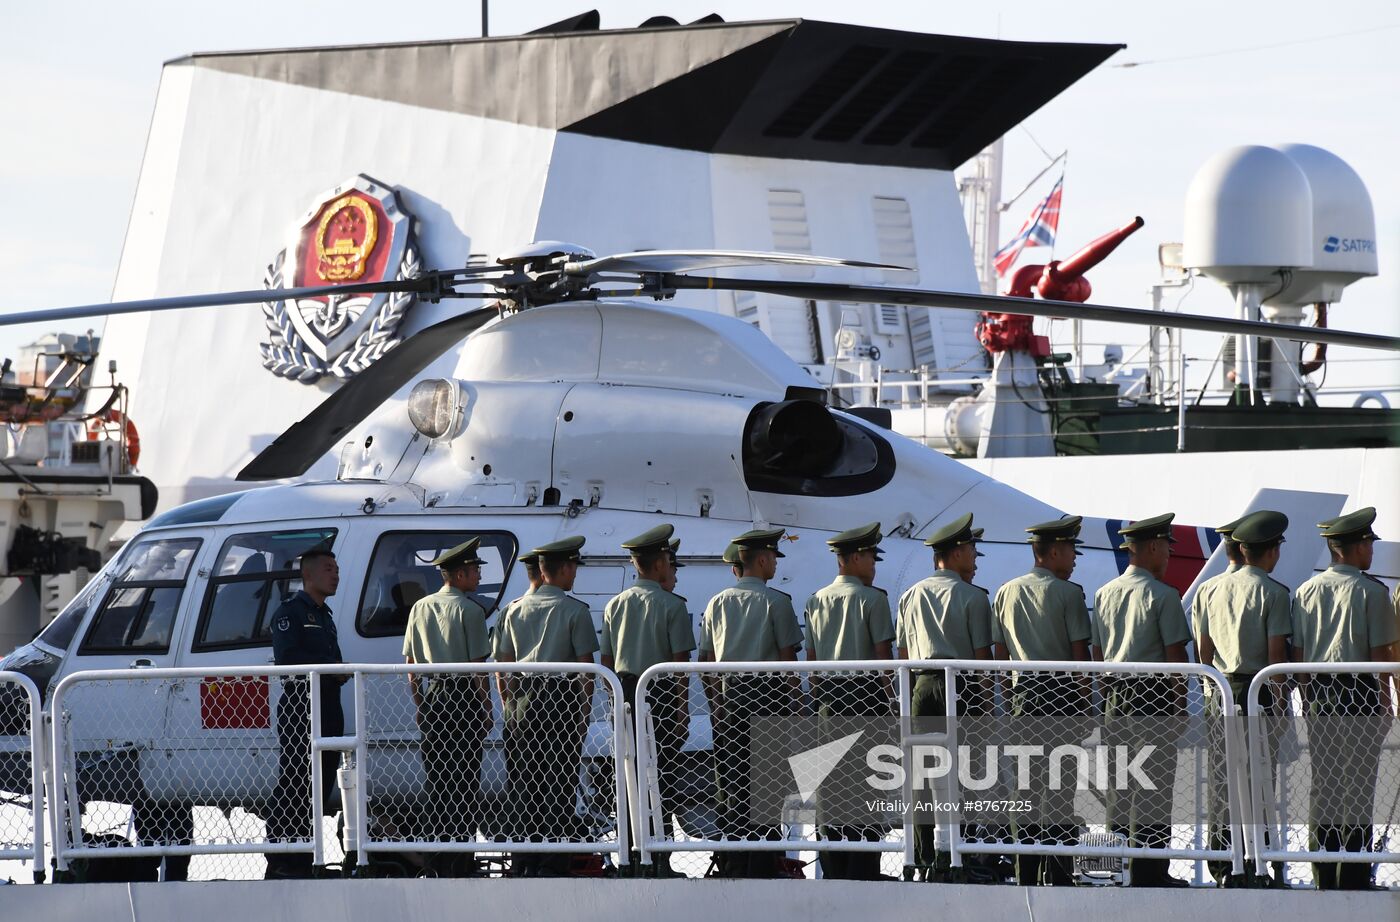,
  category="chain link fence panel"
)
[50,668,350,882]
[1248,664,1400,890]
[637,660,1245,884]
[355,663,627,878]
[0,672,43,882]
